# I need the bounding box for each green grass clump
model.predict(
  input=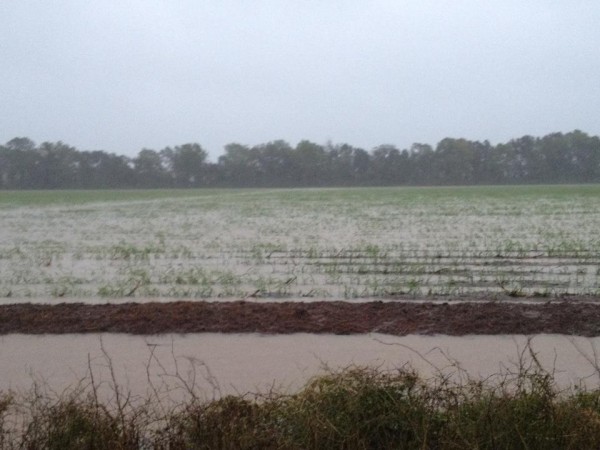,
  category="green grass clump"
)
[4,364,600,449]
[21,397,139,450]
[276,367,433,449]
[169,396,281,449]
